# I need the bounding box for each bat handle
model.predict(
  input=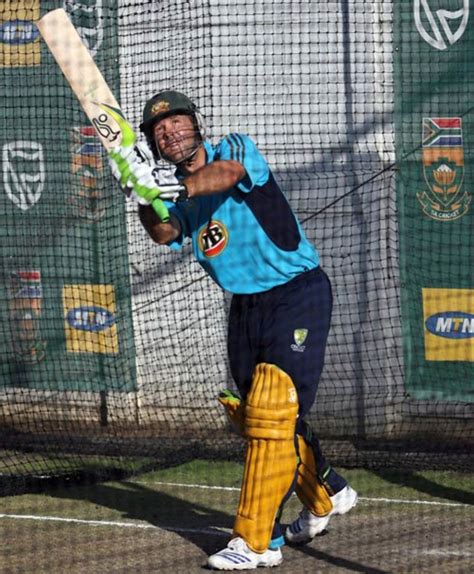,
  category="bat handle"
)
[151,198,170,223]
